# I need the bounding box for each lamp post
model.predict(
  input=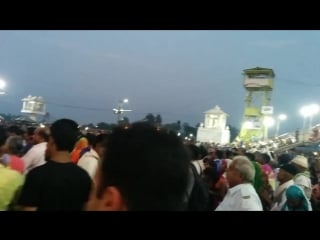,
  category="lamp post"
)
[308,104,319,129]
[275,114,287,138]
[300,104,319,141]
[300,106,309,132]
[0,78,6,94]
[113,98,132,124]
[263,116,275,141]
